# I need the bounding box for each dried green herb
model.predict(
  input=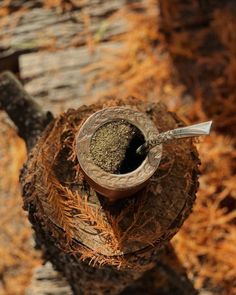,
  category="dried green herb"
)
[90,120,145,174]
